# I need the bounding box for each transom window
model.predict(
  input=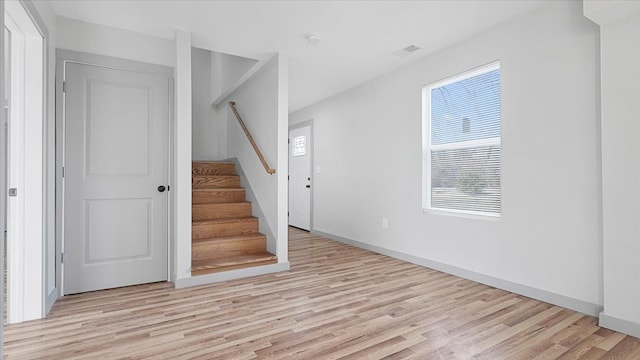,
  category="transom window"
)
[422,62,501,217]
